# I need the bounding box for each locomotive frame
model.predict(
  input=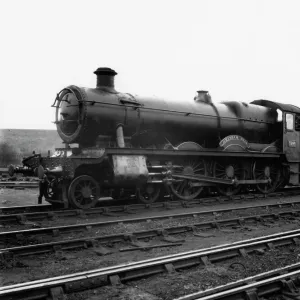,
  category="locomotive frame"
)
[11,68,300,209]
